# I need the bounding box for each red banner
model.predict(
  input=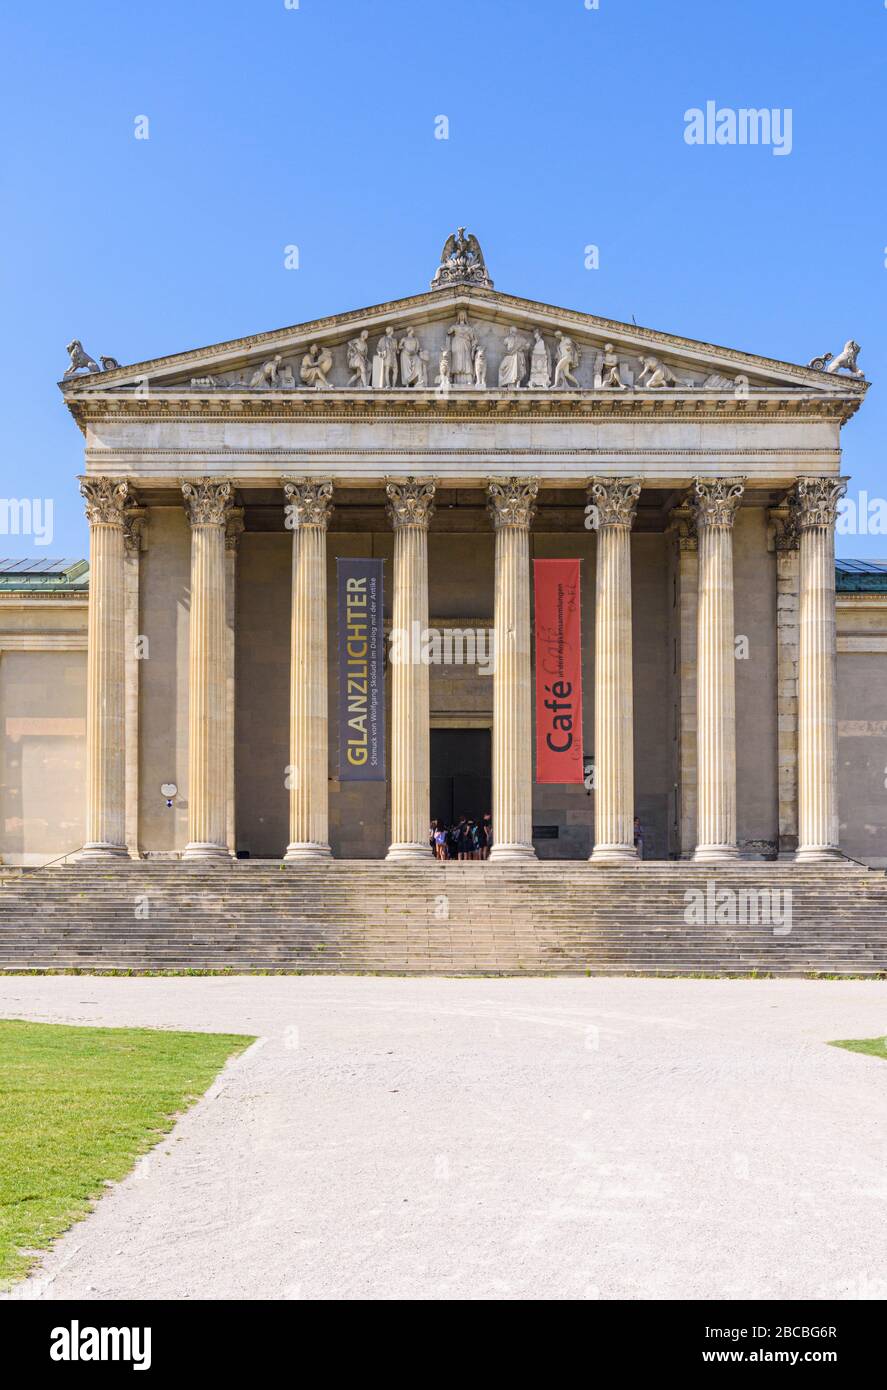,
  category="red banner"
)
[534,560,584,784]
